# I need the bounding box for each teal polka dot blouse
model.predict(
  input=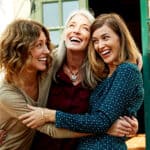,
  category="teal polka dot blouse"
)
[56,62,144,150]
